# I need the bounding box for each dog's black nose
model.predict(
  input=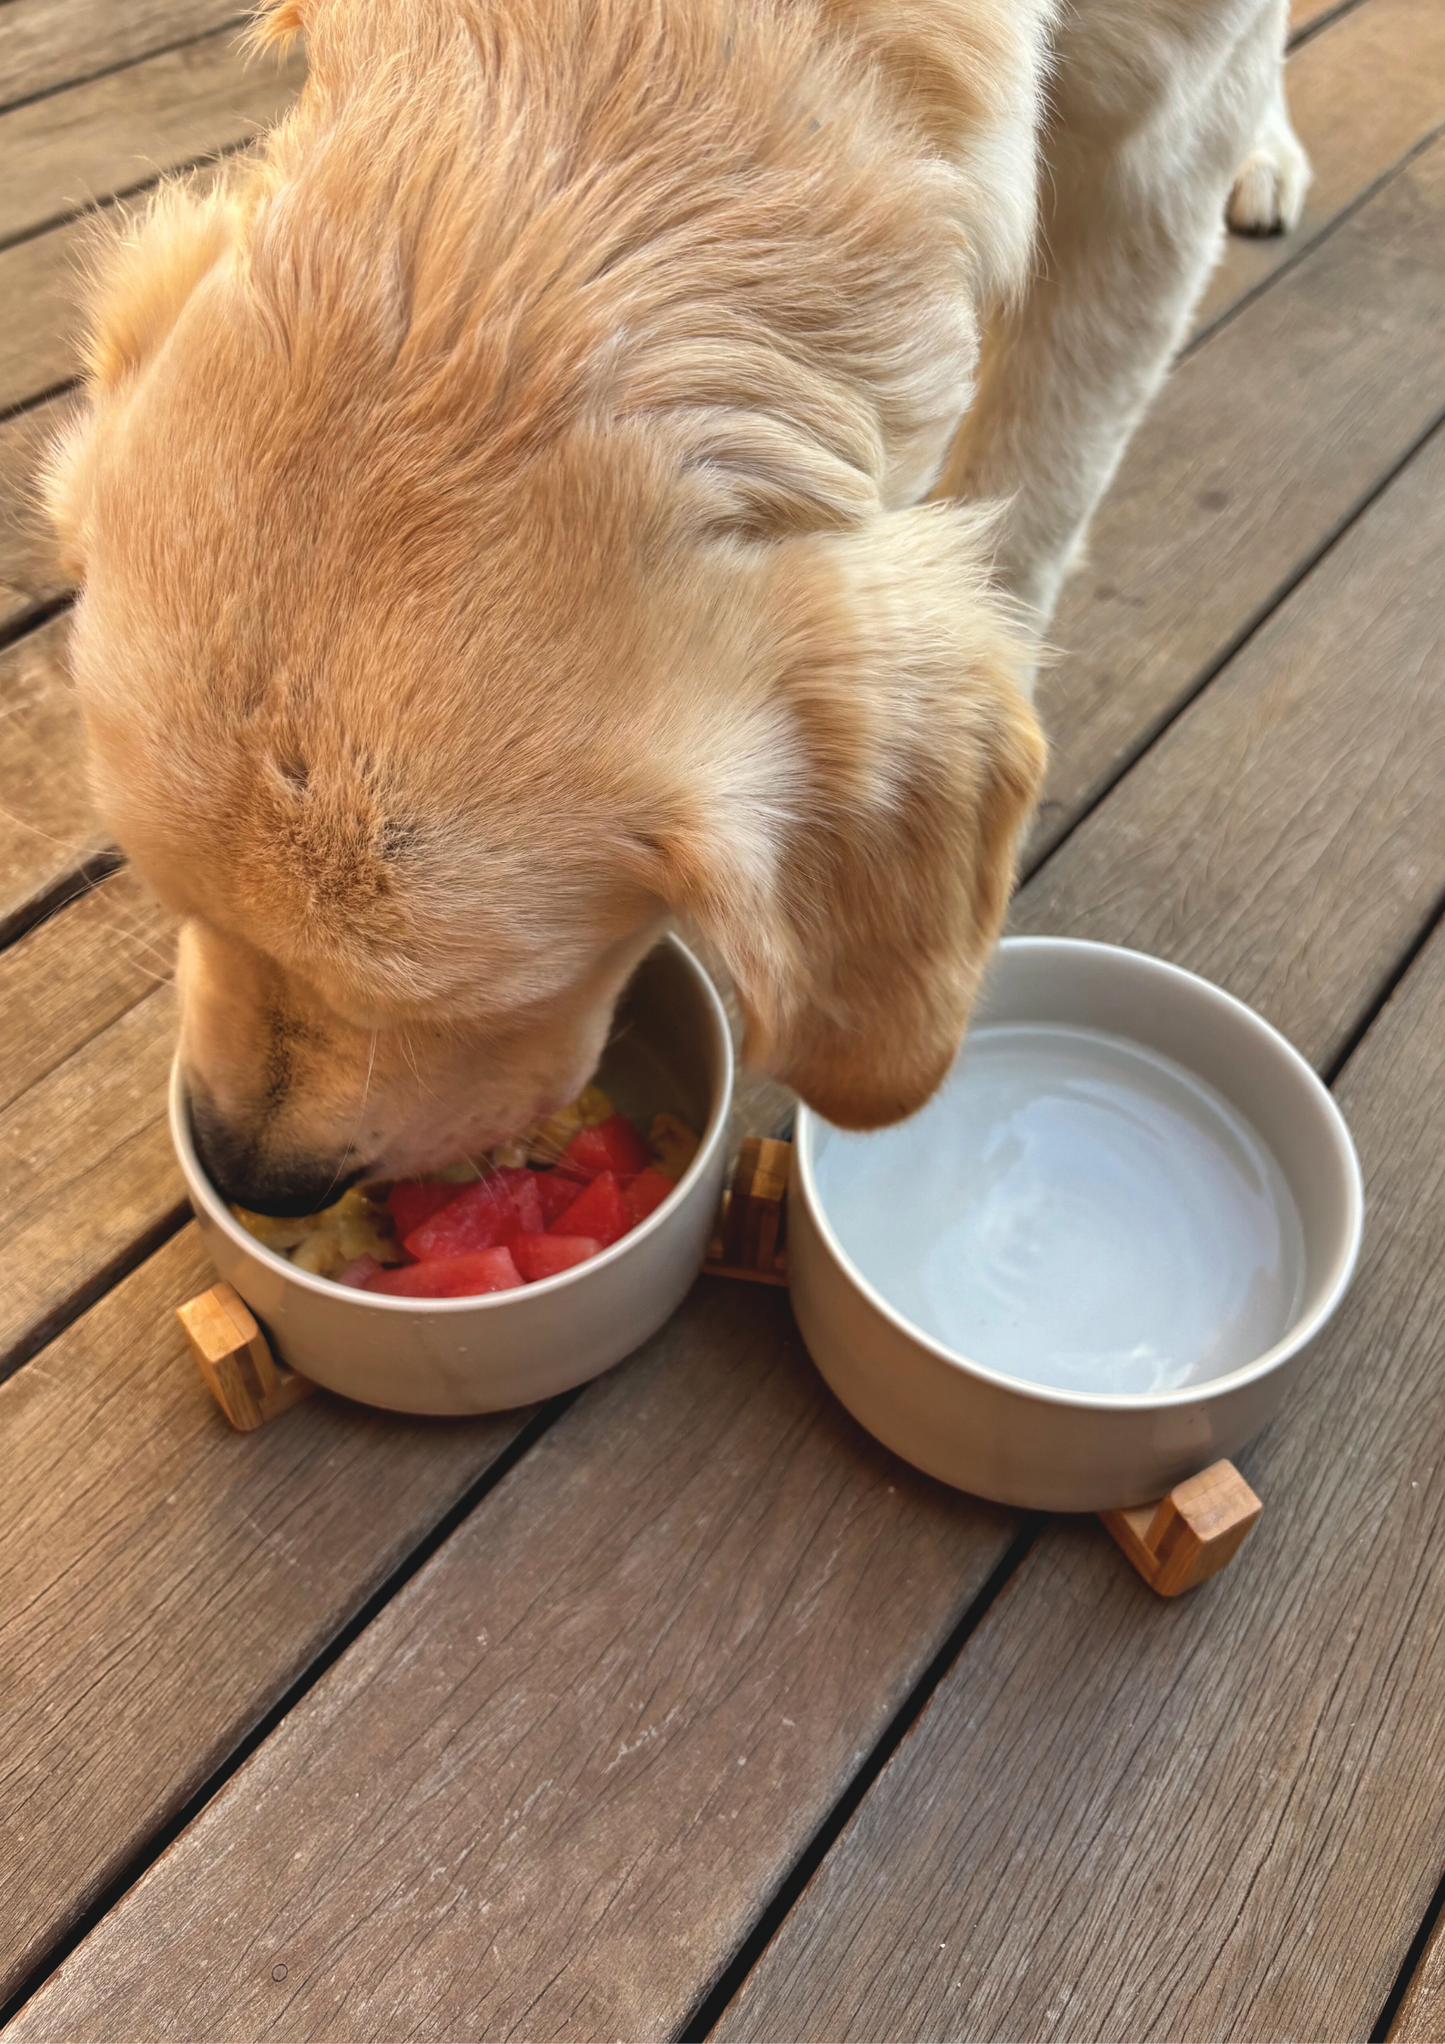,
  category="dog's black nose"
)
[188,1093,364,1216]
